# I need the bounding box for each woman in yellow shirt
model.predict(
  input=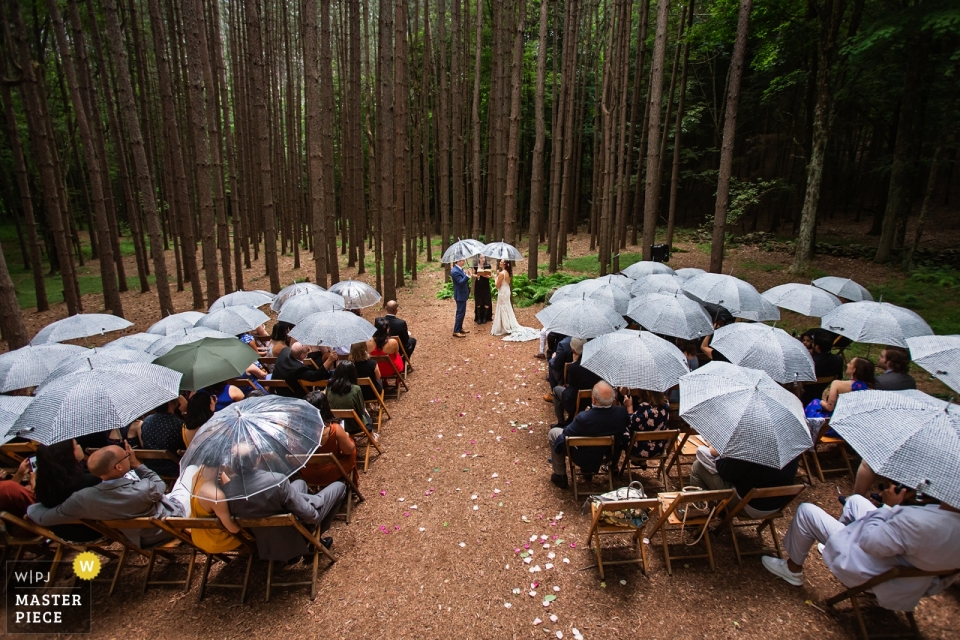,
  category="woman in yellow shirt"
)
[188,459,242,554]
